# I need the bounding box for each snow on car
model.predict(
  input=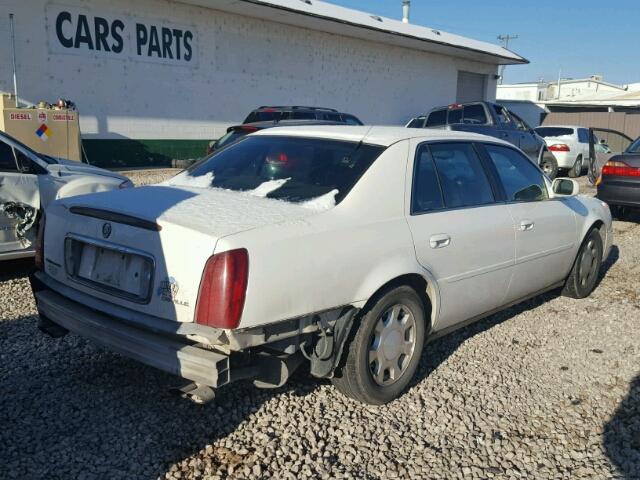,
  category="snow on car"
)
[30,126,613,405]
[0,130,132,261]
